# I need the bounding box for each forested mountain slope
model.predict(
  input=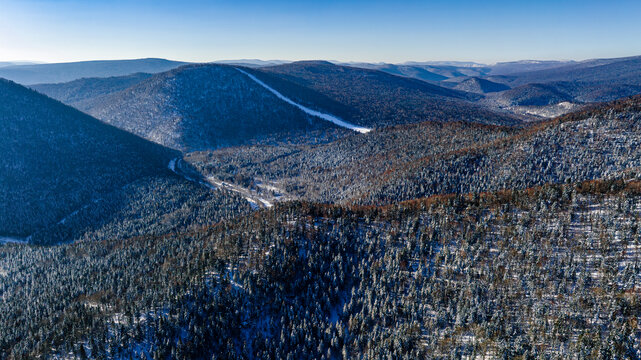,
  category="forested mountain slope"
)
[186,120,519,204]
[494,83,574,106]
[489,56,641,87]
[254,61,520,127]
[0,78,251,245]
[1,178,639,358]
[490,80,641,107]
[80,64,346,151]
[451,77,510,94]
[184,96,641,208]
[482,57,641,107]
[359,96,641,204]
